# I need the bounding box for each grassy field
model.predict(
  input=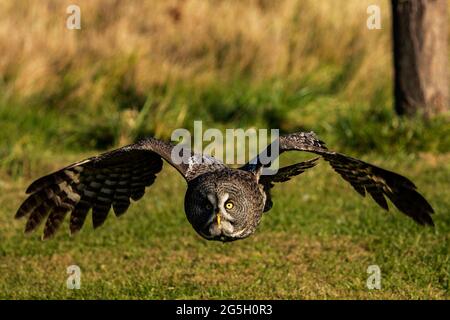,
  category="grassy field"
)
[0,0,449,299]
[0,152,449,299]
